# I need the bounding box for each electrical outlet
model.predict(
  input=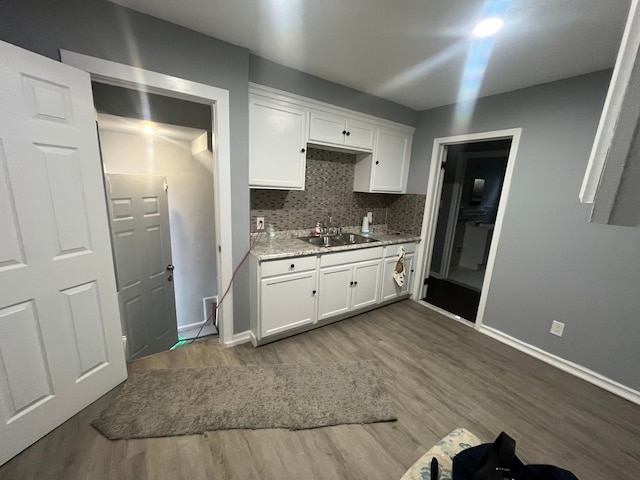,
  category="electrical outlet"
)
[256,217,265,230]
[550,320,565,337]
